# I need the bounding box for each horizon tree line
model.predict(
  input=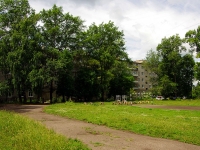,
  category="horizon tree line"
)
[0,0,134,103]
